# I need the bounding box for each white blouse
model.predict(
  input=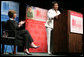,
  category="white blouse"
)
[45,9,61,29]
